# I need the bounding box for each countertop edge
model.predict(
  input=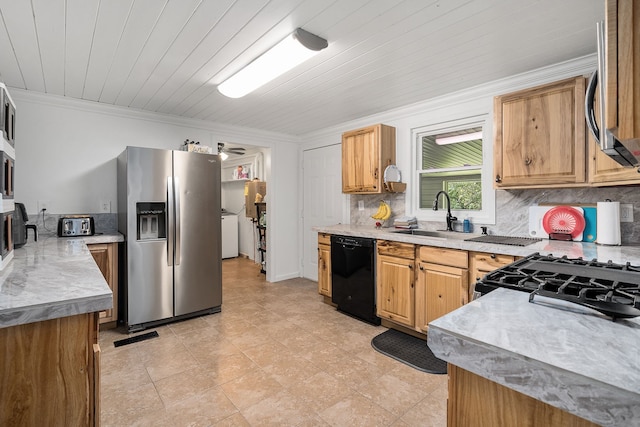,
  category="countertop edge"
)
[426,288,640,427]
[0,233,123,328]
[314,224,640,264]
[427,325,640,426]
[0,292,113,328]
